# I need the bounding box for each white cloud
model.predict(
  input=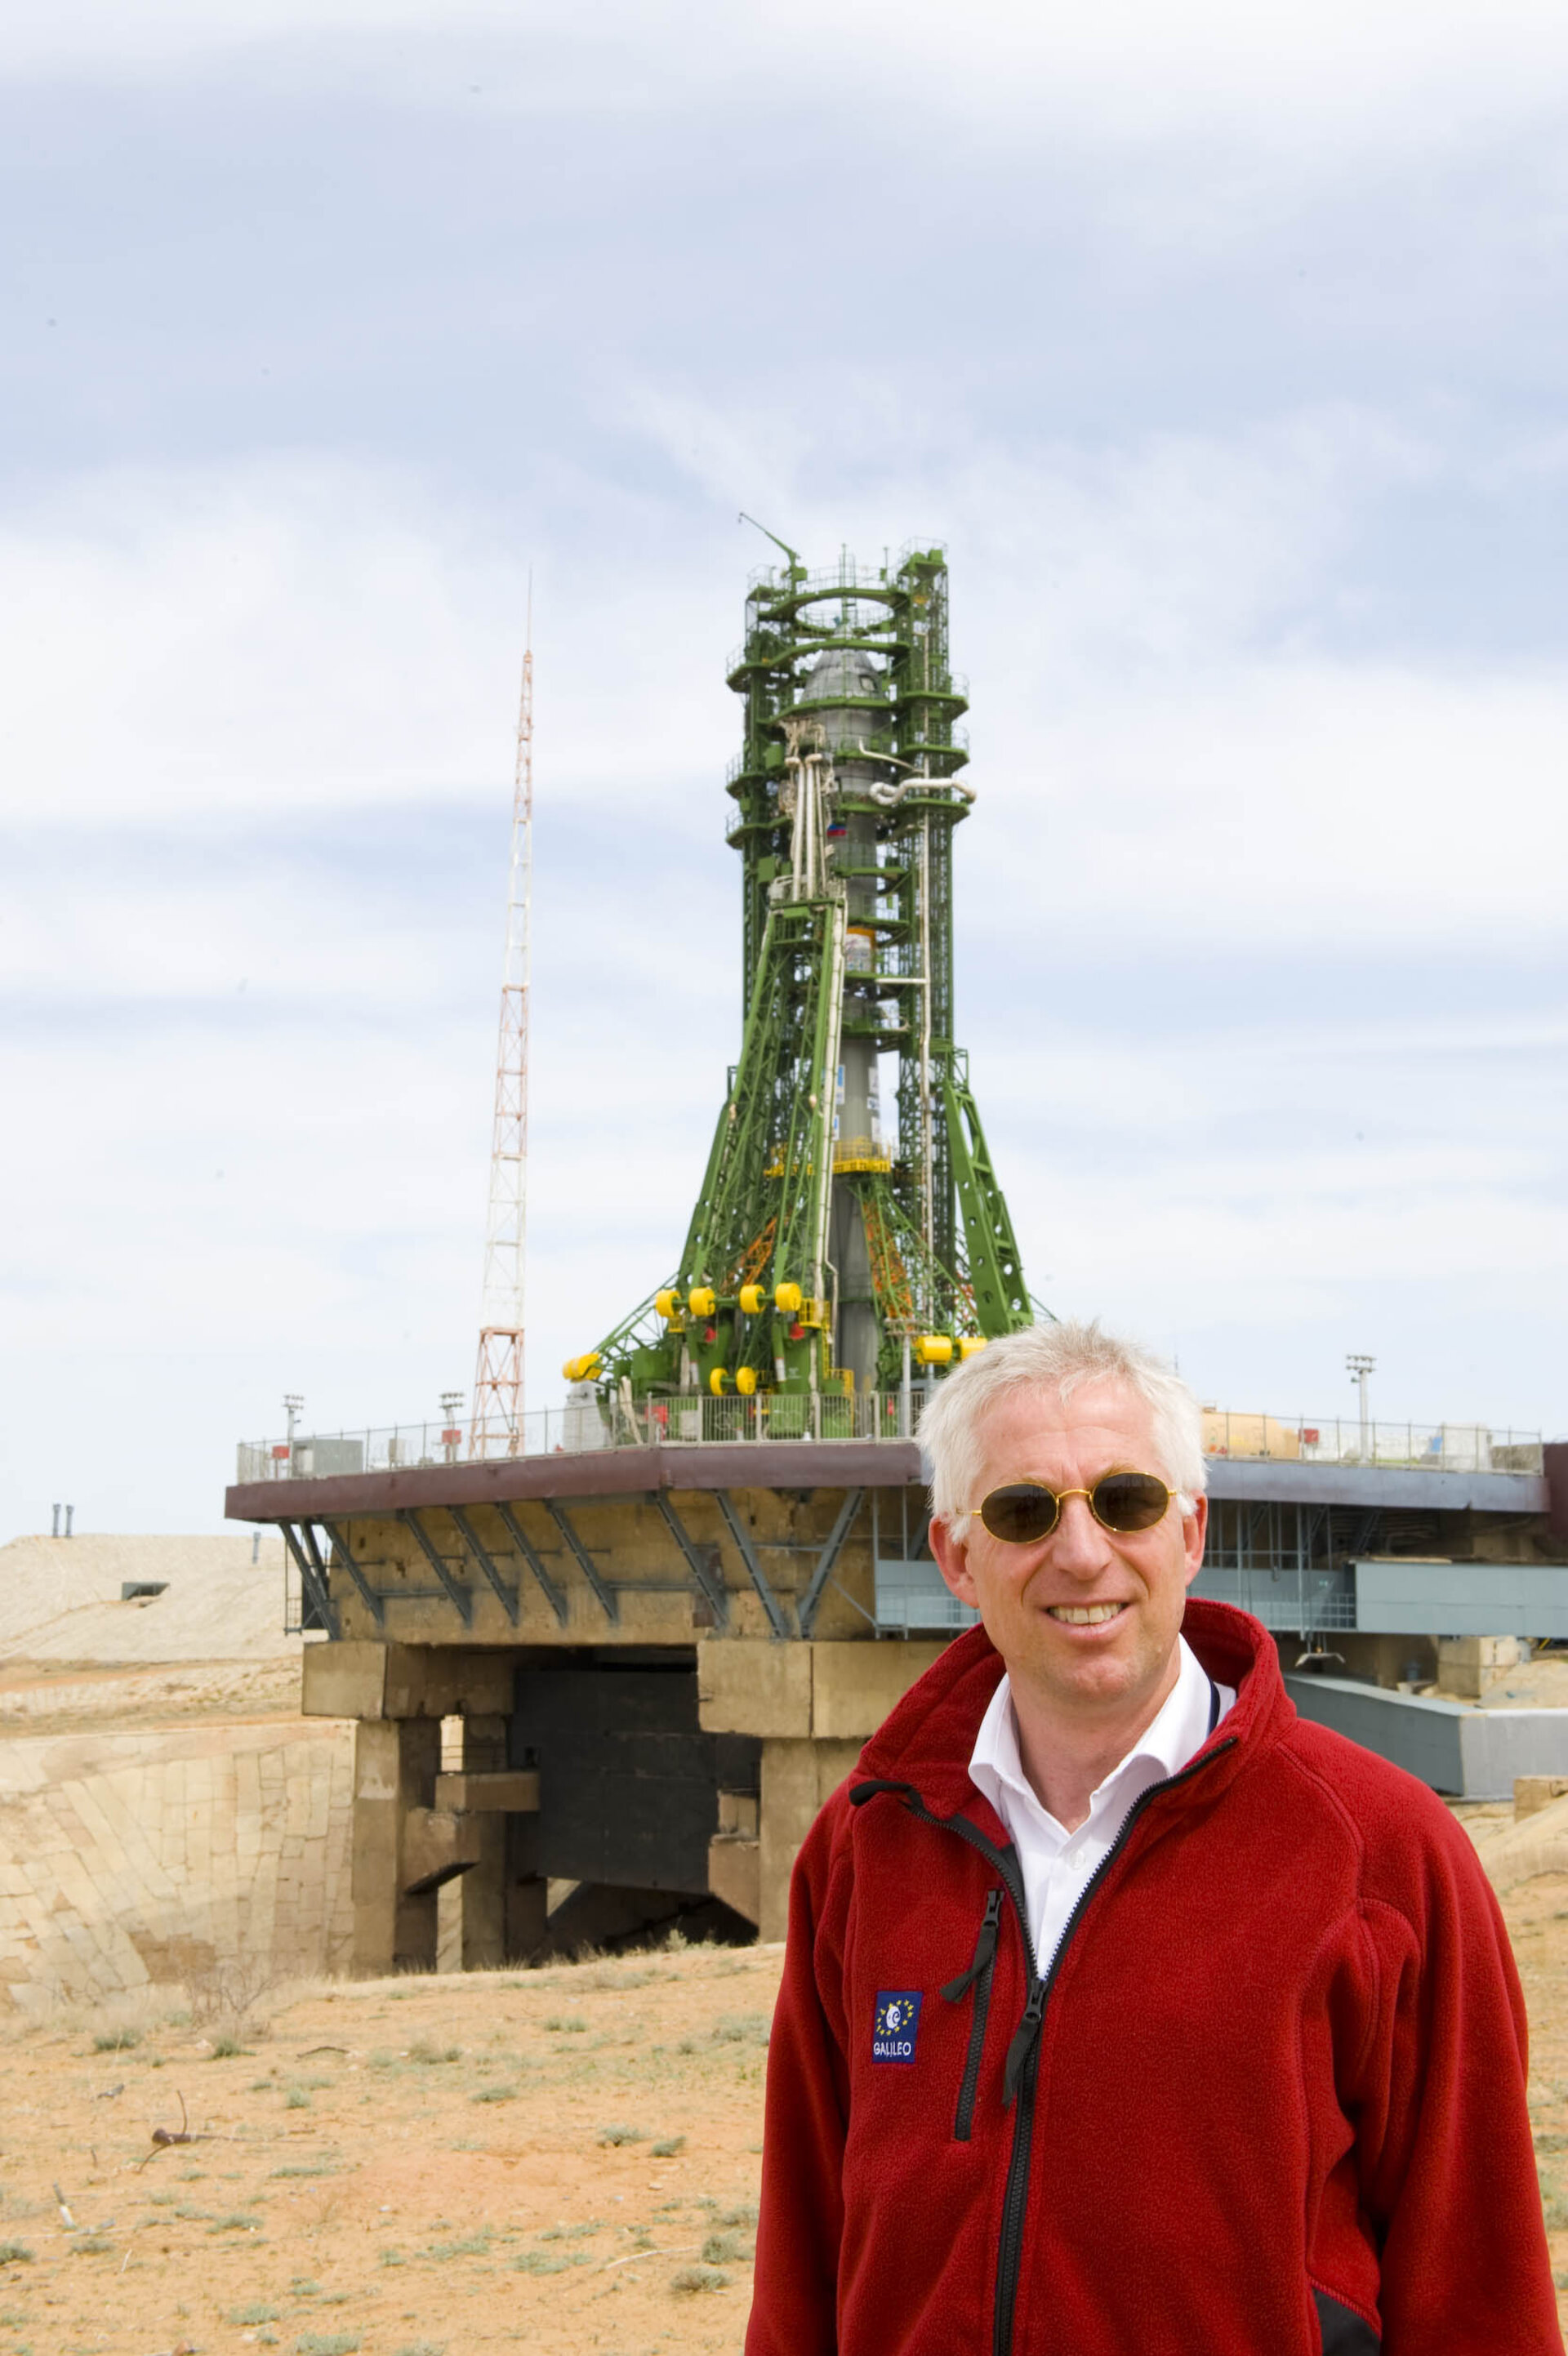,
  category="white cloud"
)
[0,458,742,835]
[6,0,1568,167]
[999,657,1568,947]
[0,461,523,823]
